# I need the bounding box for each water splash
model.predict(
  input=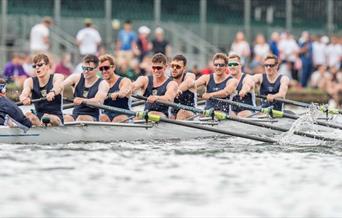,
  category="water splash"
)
[277,105,324,146]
